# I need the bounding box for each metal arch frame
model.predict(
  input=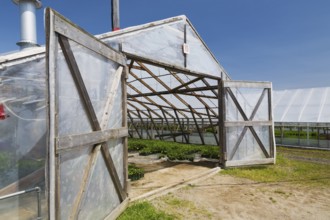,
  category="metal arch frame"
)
[46,8,128,220]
